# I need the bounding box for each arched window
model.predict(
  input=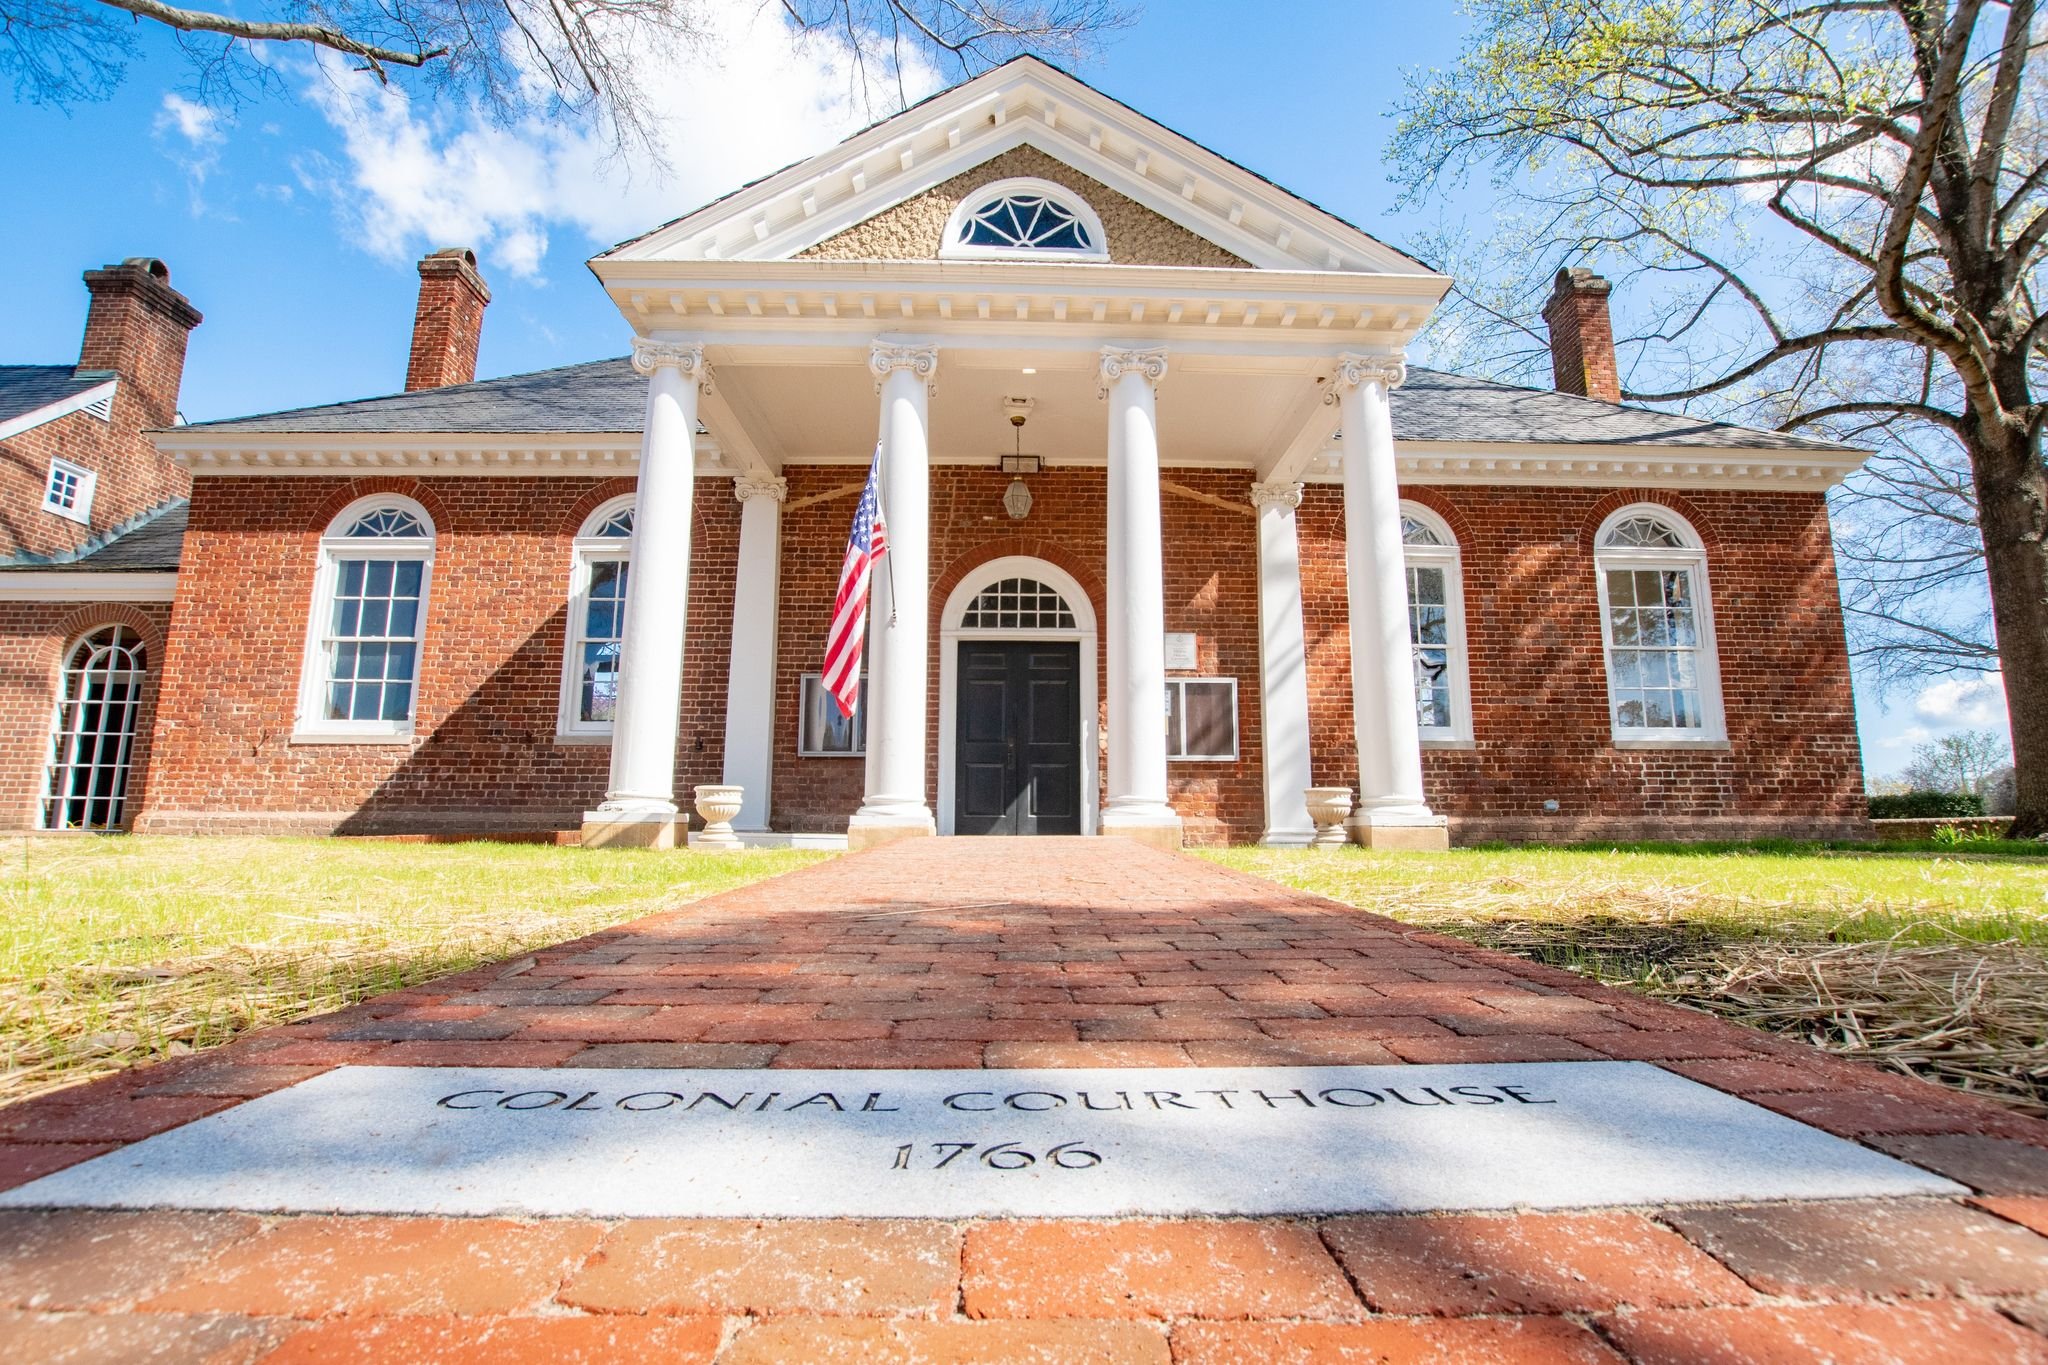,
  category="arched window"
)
[558,496,634,738]
[1595,505,1725,742]
[959,577,1077,630]
[1401,503,1473,742]
[940,178,1110,262]
[43,625,148,830]
[296,495,434,739]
